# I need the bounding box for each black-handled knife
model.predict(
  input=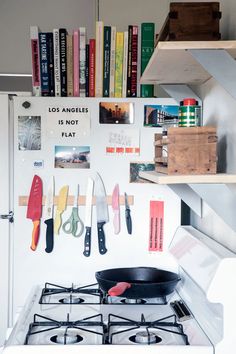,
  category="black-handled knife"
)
[83,178,94,257]
[97,221,107,254]
[95,173,108,255]
[45,218,54,253]
[44,176,54,253]
[125,192,132,235]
